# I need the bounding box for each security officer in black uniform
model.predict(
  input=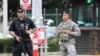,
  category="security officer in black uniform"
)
[9,7,36,56]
